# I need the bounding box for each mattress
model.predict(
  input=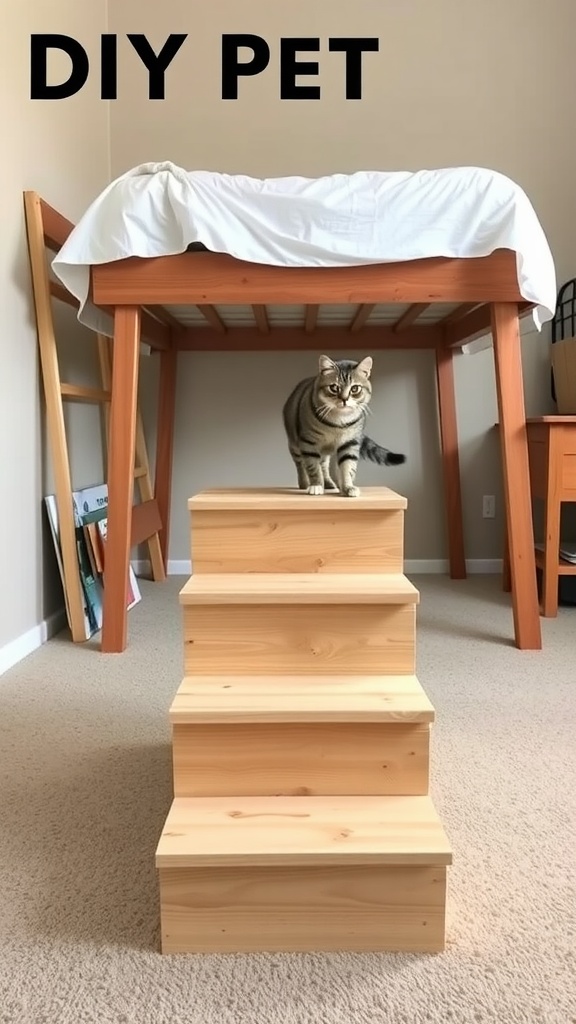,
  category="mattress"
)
[51,161,557,340]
